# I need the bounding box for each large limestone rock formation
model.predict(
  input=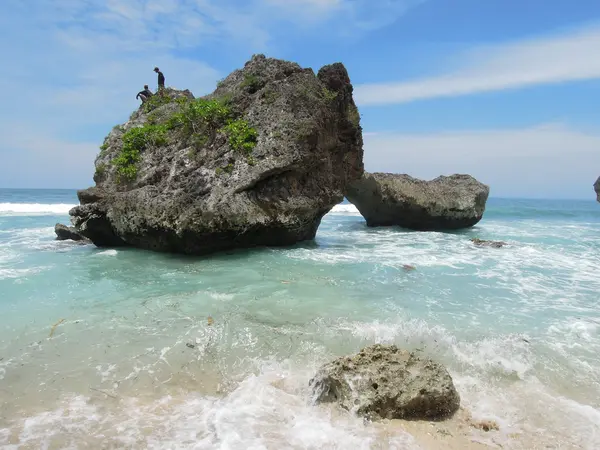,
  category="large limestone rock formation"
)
[310,344,460,420]
[594,177,600,202]
[345,173,489,230]
[67,55,363,254]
